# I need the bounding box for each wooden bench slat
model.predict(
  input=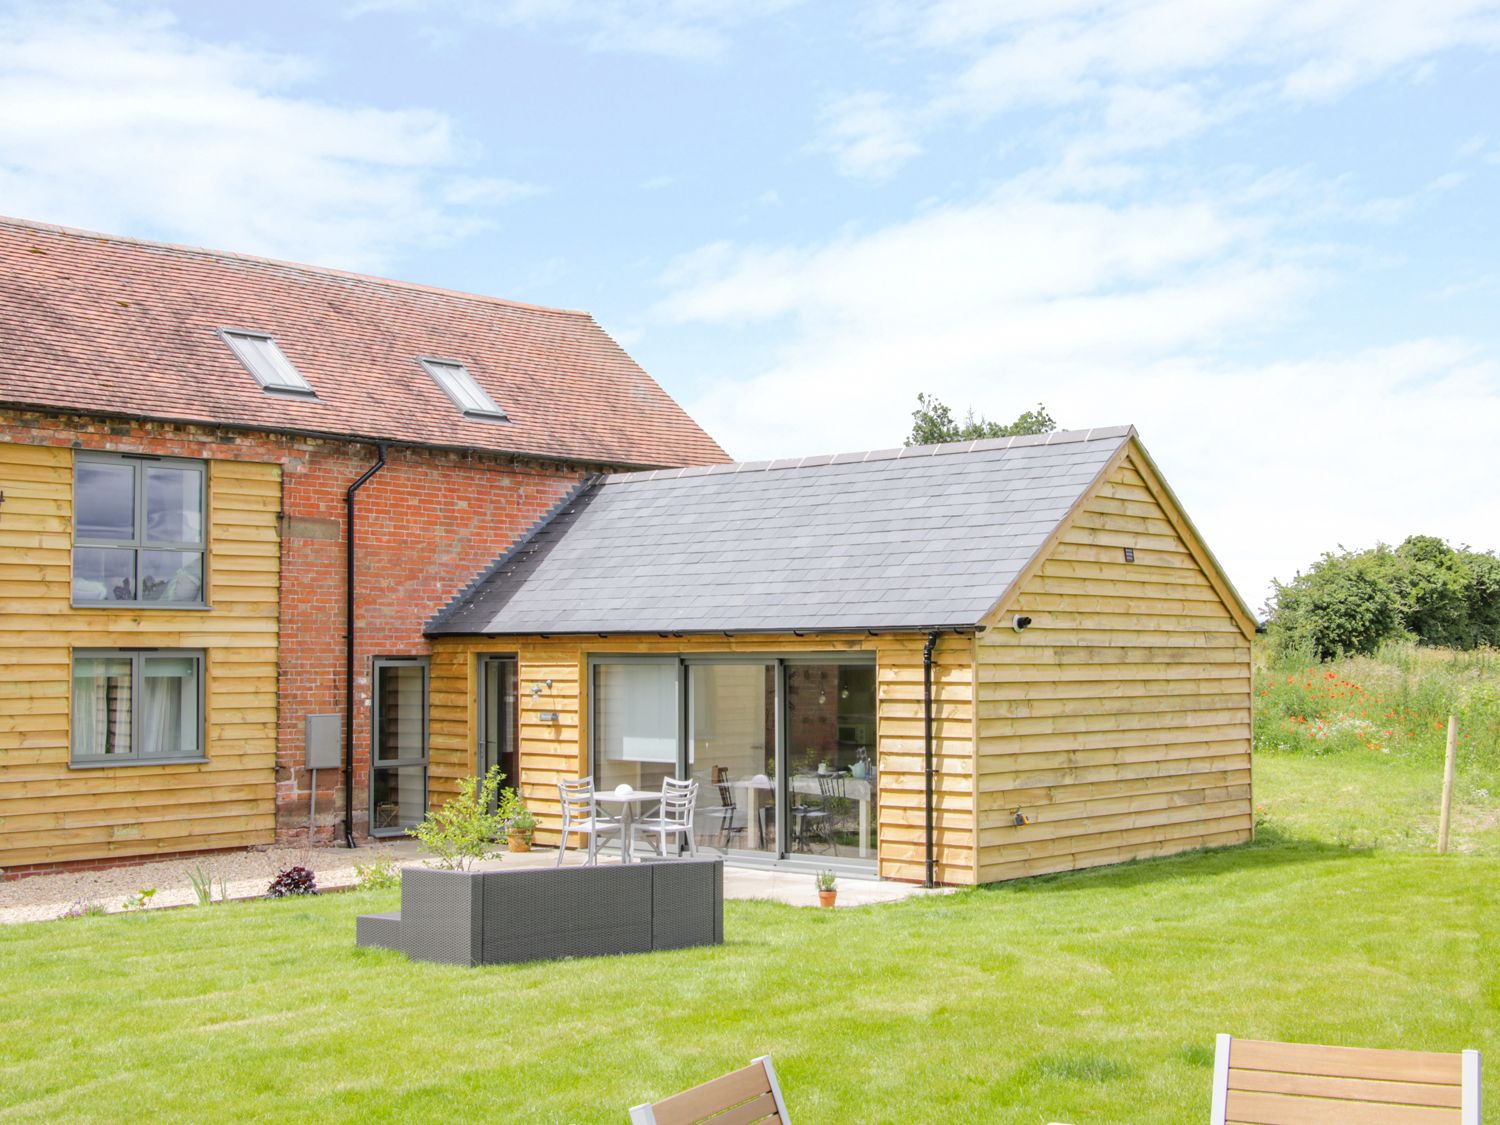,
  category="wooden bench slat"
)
[705,1091,781,1125]
[1232,1040,1464,1085]
[1228,1069,1463,1108]
[651,1063,773,1125]
[1225,1089,1461,1125]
